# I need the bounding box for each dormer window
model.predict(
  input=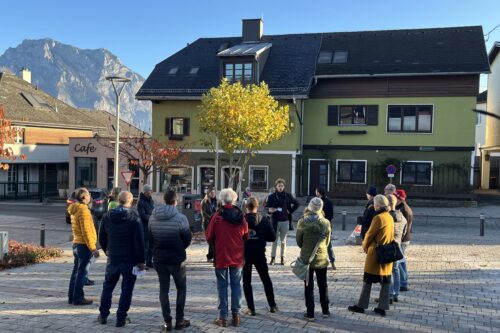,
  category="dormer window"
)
[224,62,253,83]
